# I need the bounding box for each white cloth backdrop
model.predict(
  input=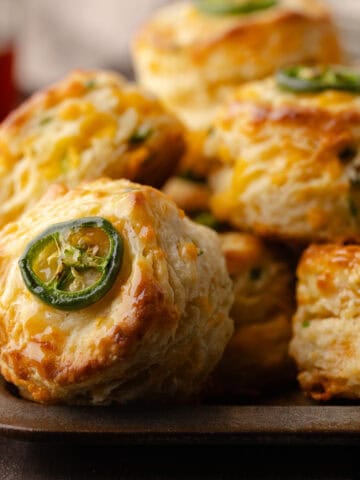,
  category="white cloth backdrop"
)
[16,0,170,91]
[15,0,360,92]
